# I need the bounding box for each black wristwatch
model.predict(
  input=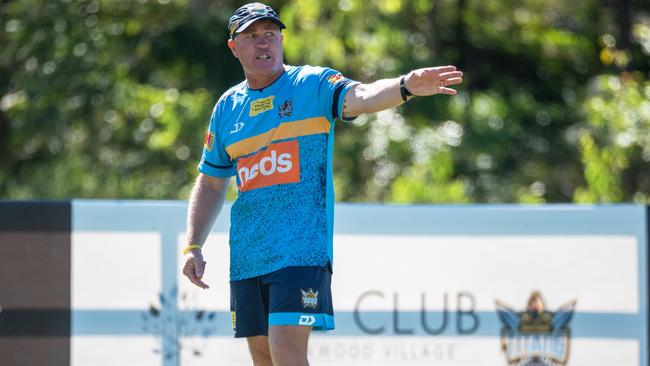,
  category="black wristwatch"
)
[400,76,414,101]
